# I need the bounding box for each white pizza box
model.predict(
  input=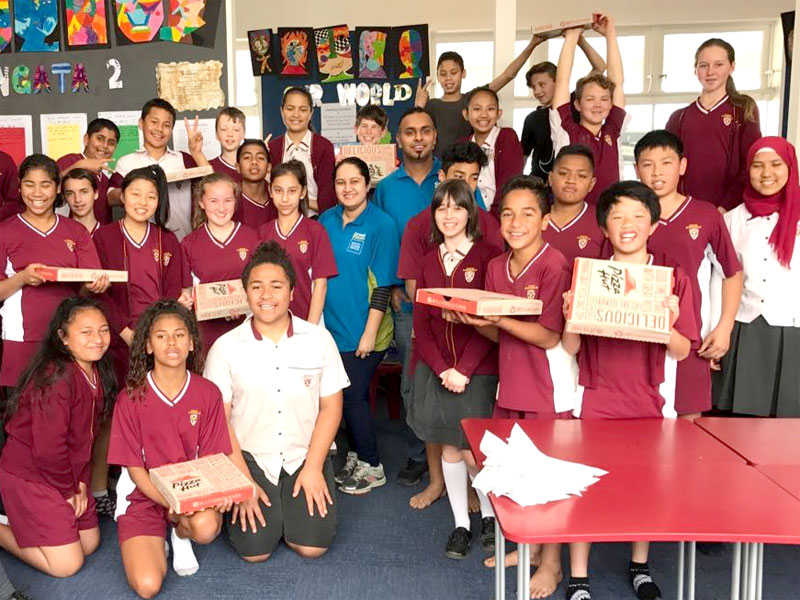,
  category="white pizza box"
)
[416,287,542,316]
[193,279,251,322]
[37,267,128,283]
[338,144,397,185]
[164,165,213,183]
[150,453,255,514]
[565,257,674,344]
[532,16,595,39]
